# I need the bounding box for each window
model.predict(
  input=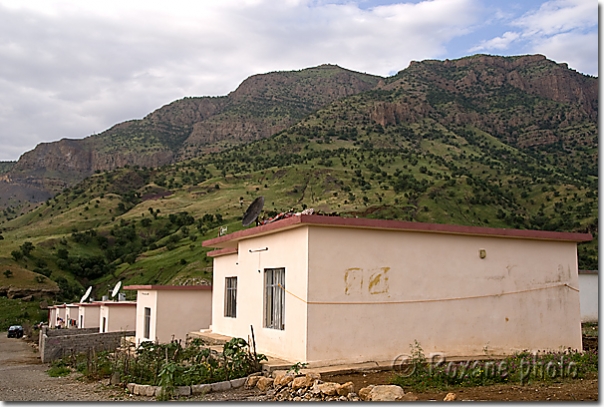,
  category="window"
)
[264,268,285,330]
[224,277,237,318]
[144,307,151,339]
